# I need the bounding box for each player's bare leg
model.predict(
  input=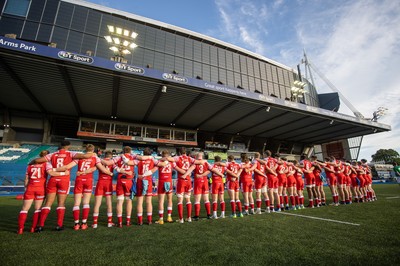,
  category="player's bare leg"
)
[37,193,56,231]
[255,190,262,214]
[203,193,211,219]
[136,196,144,225]
[157,193,165,223]
[228,189,236,217]
[306,186,314,208]
[116,196,124,227]
[54,194,68,230]
[176,193,184,223]
[218,193,225,218]
[211,193,219,218]
[184,193,192,222]
[145,195,153,224]
[92,195,102,228]
[242,191,249,215]
[262,187,270,213]
[278,186,284,210]
[166,193,173,222]
[17,199,34,234]
[72,193,82,230]
[79,193,92,229]
[248,191,255,214]
[268,188,275,212]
